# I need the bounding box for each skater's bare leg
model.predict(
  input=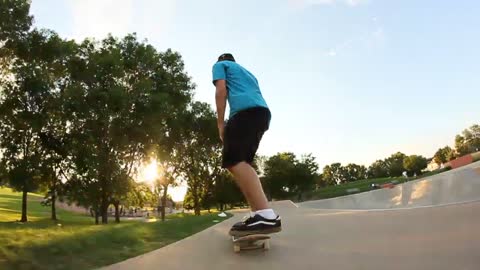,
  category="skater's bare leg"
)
[228,161,269,211]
